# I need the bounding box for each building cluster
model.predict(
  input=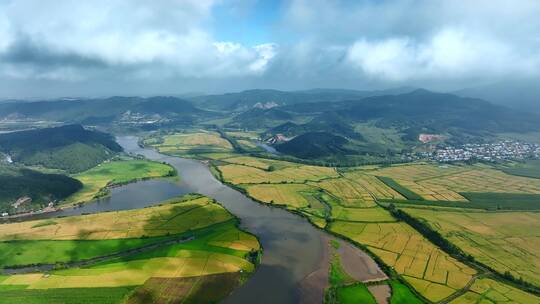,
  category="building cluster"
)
[427,141,540,162]
[118,111,164,125]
